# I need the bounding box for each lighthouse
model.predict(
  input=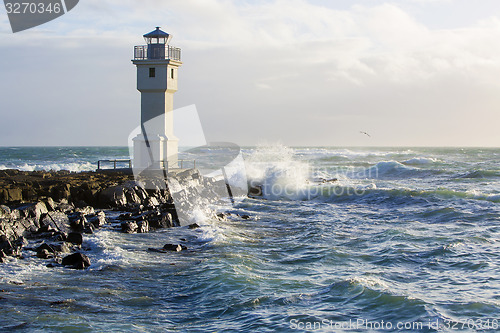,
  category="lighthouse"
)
[132,27,183,170]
